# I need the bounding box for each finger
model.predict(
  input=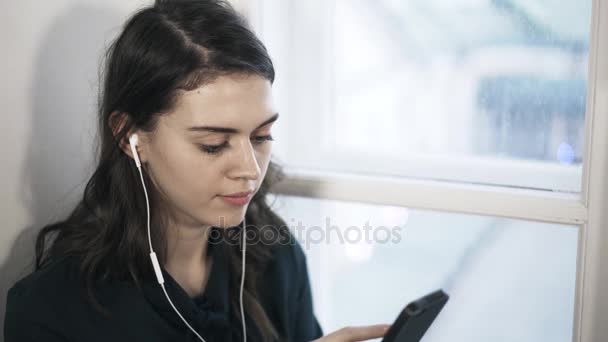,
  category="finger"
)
[336,324,392,341]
